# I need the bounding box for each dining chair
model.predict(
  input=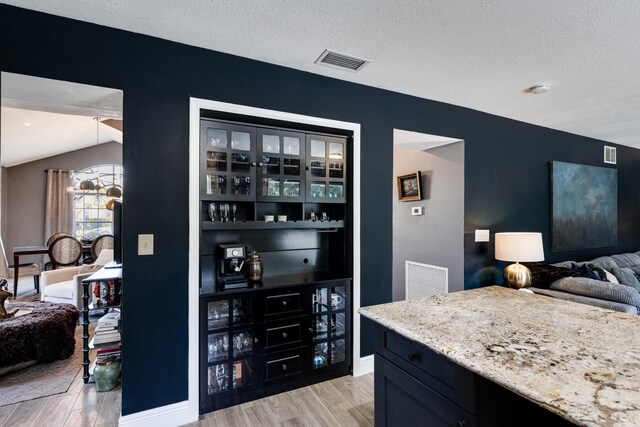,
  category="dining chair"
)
[0,235,40,293]
[46,232,70,246]
[91,234,114,261]
[44,232,70,270]
[48,235,83,269]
